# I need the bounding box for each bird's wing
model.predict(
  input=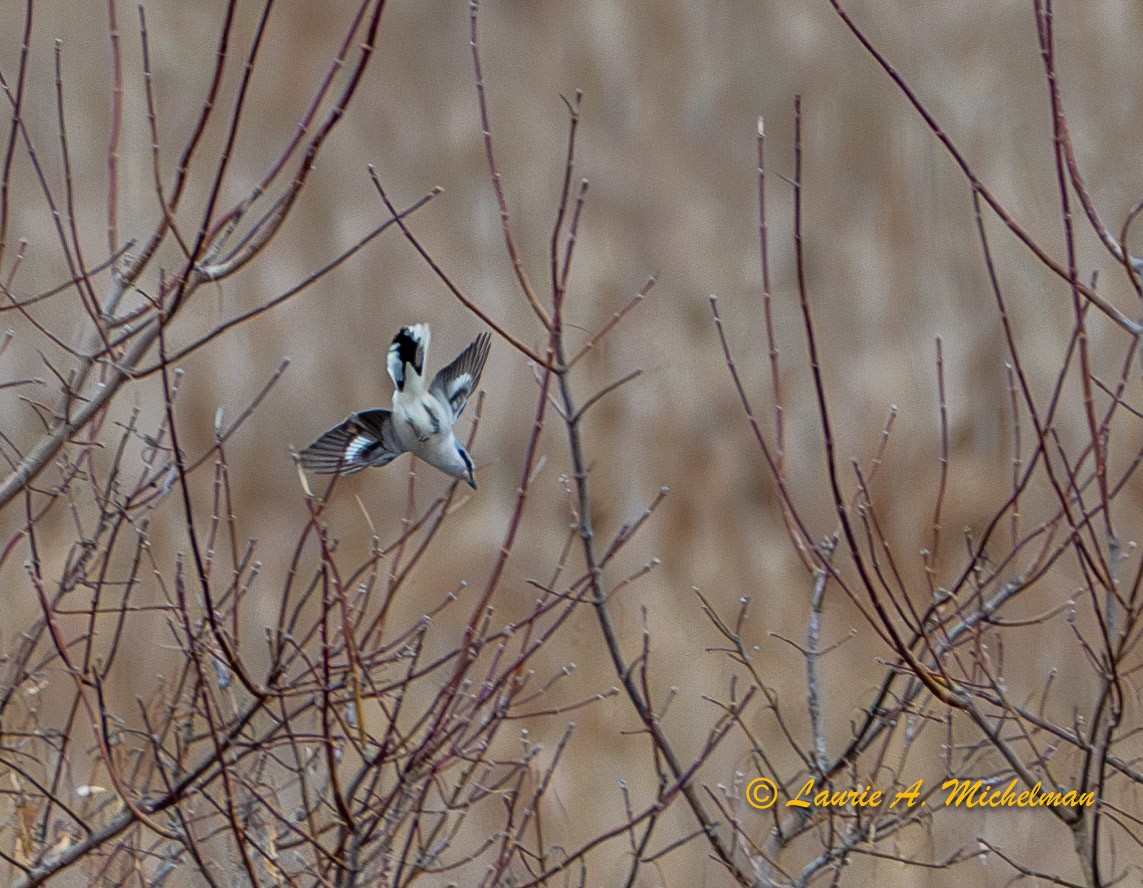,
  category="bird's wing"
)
[387,324,430,393]
[298,409,405,475]
[430,332,490,422]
